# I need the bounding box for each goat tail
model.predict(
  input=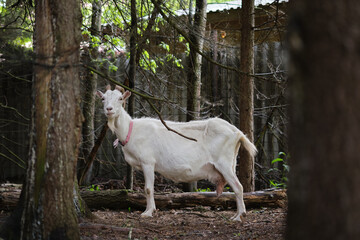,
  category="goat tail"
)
[239,134,257,157]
